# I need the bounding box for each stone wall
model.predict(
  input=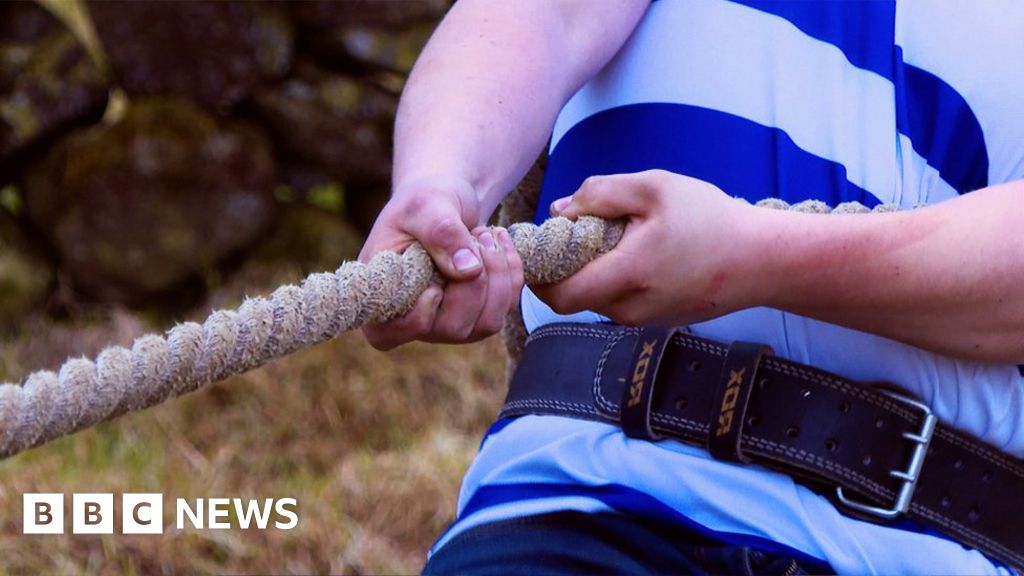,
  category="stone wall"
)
[0,0,446,309]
